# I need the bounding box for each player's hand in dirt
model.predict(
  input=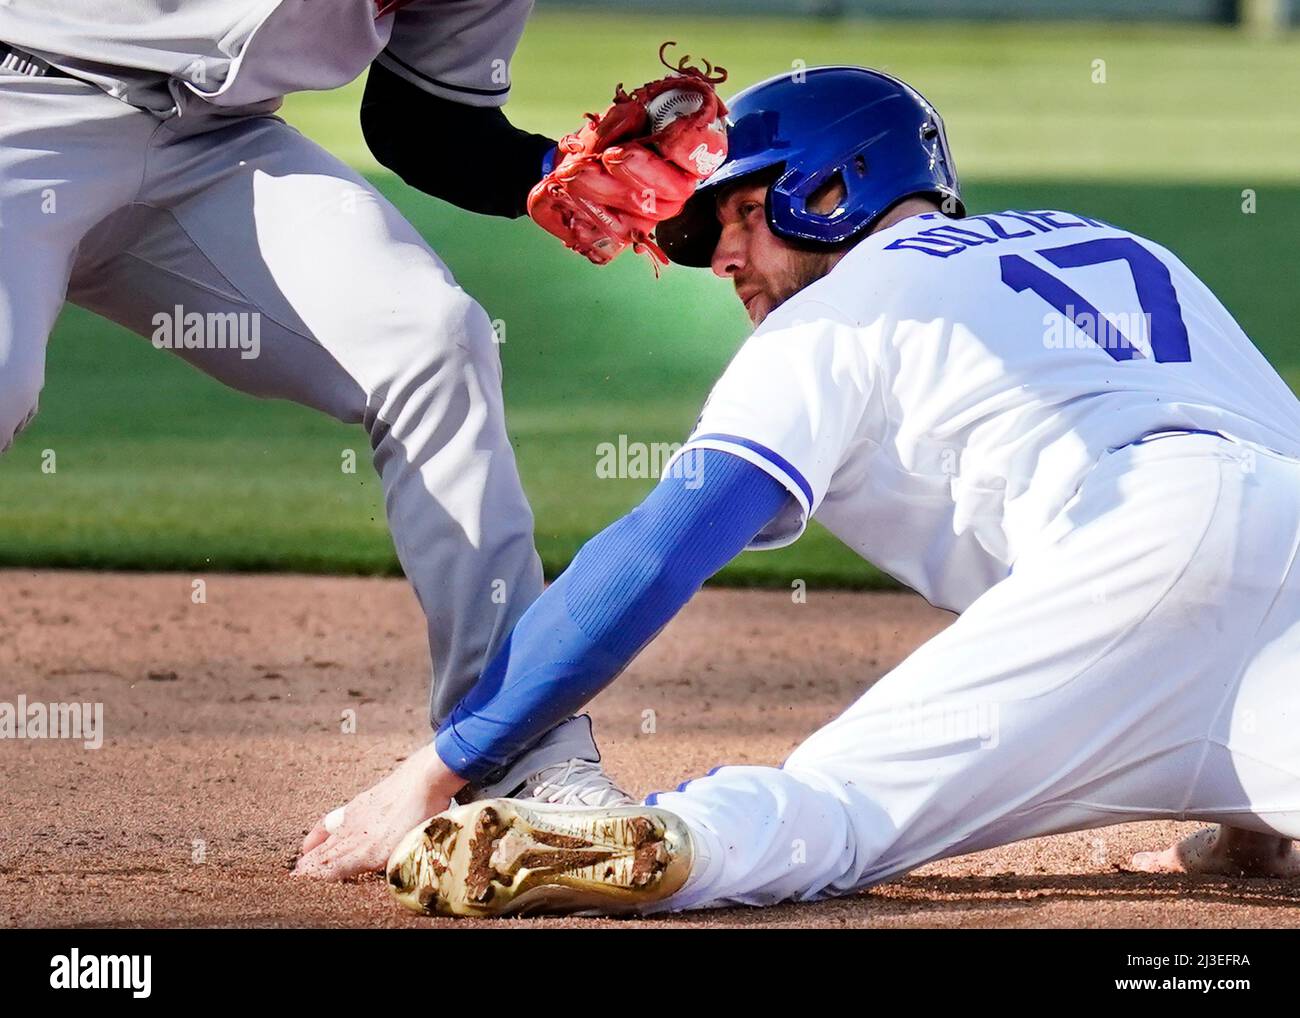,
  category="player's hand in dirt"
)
[292,741,466,881]
[1126,825,1300,878]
